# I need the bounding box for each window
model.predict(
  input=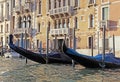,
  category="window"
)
[6,24,9,32]
[23,16,26,28]
[63,19,66,28]
[89,14,94,28]
[6,3,9,19]
[67,18,70,28]
[49,0,51,10]
[27,15,31,28]
[1,37,3,42]
[63,0,66,6]
[68,0,70,6]
[48,22,50,31]
[18,16,22,28]
[58,0,61,7]
[37,40,39,48]
[13,0,15,8]
[38,23,40,32]
[89,0,95,4]
[88,37,93,49]
[58,20,61,28]
[75,0,78,7]
[6,37,8,44]
[13,16,15,29]
[54,0,57,8]
[1,25,3,33]
[54,20,57,28]
[38,0,41,14]
[75,17,78,29]
[102,7,108,20]
[1,4,3,20]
